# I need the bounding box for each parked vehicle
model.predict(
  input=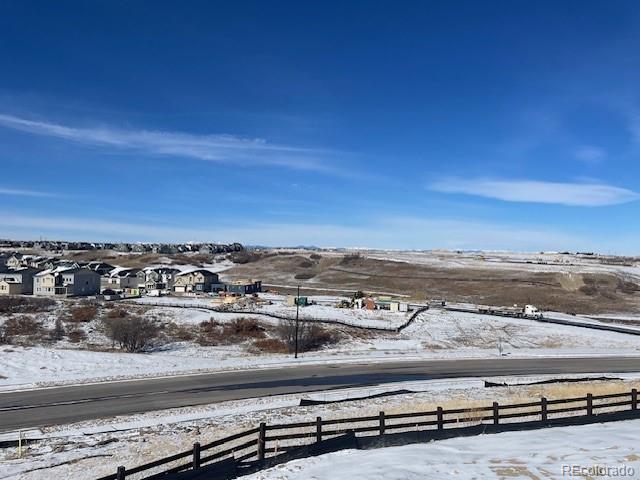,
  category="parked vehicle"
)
[477,304,543,319]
